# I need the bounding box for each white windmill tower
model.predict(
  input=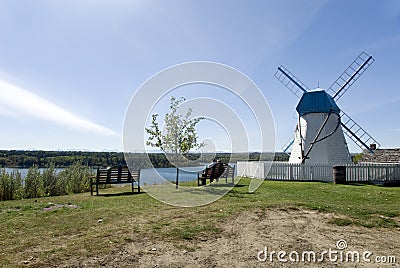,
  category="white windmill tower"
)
[275,52,380,165]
